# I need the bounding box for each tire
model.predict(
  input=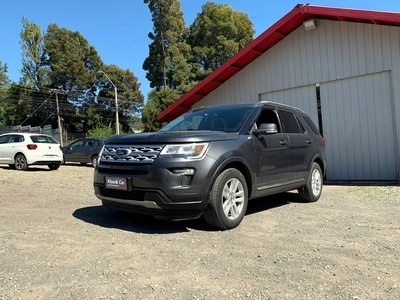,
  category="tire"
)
[203,168,248,230]
[298,162,323,202]
[14,154,28,171]
[48,164,61,170]
[91,155,98,168]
